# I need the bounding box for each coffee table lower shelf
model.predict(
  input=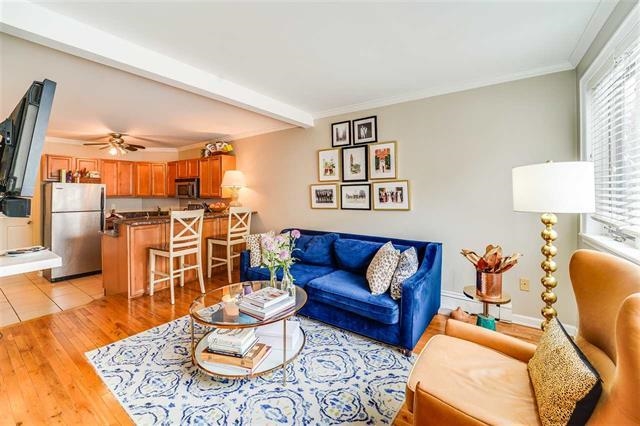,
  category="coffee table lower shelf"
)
[192,327,306,379]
